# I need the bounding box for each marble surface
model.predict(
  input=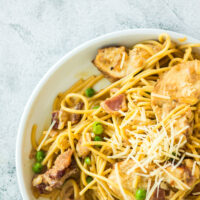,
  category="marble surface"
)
[1,0,200,199]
